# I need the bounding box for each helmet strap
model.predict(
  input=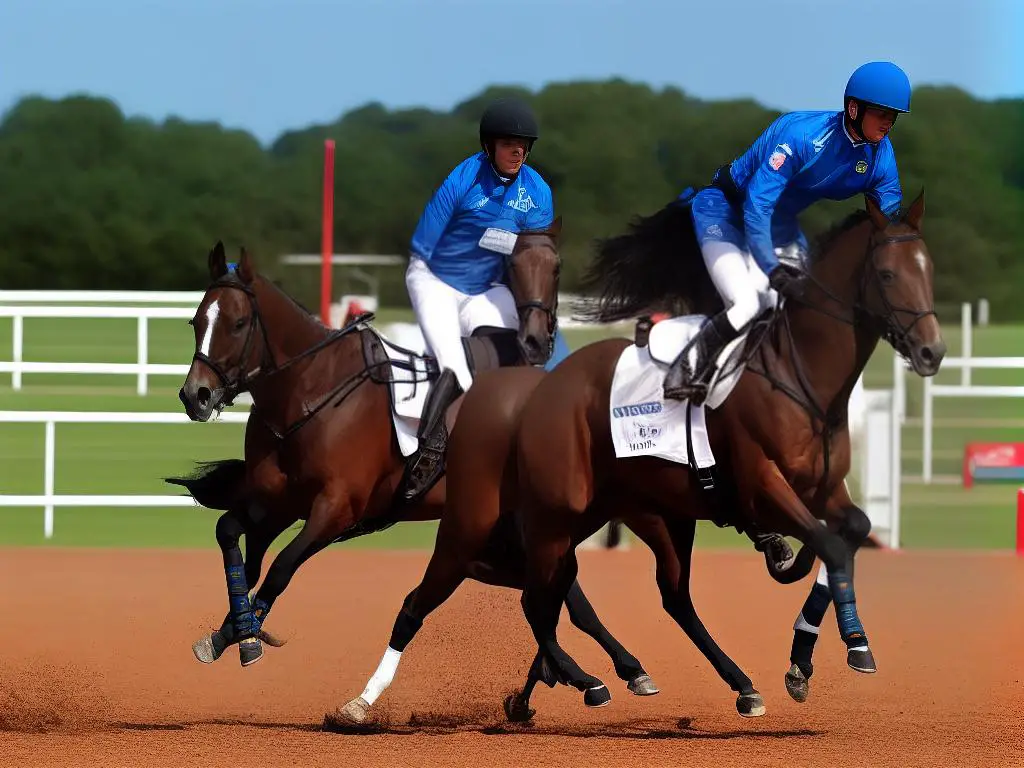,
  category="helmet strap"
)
[845,99,888,147]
